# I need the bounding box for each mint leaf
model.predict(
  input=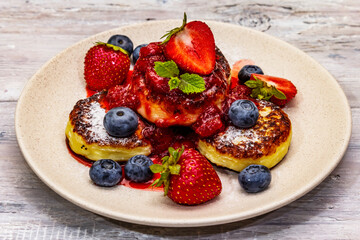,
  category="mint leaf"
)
[154,61,179,78]
[154,61,206,94]
[178,73,206,94]
[169,77,181,90]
